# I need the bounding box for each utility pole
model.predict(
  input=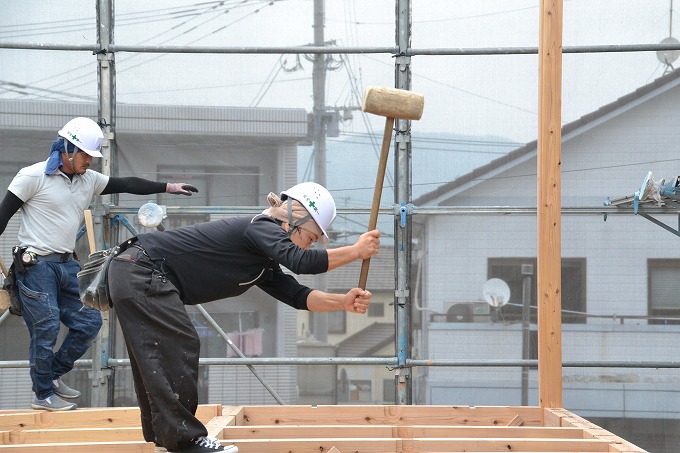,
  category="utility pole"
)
[311,0,329,342]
